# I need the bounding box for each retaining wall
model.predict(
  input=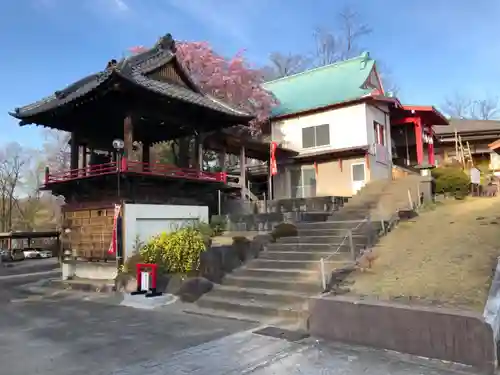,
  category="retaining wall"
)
[309,295,496,374]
